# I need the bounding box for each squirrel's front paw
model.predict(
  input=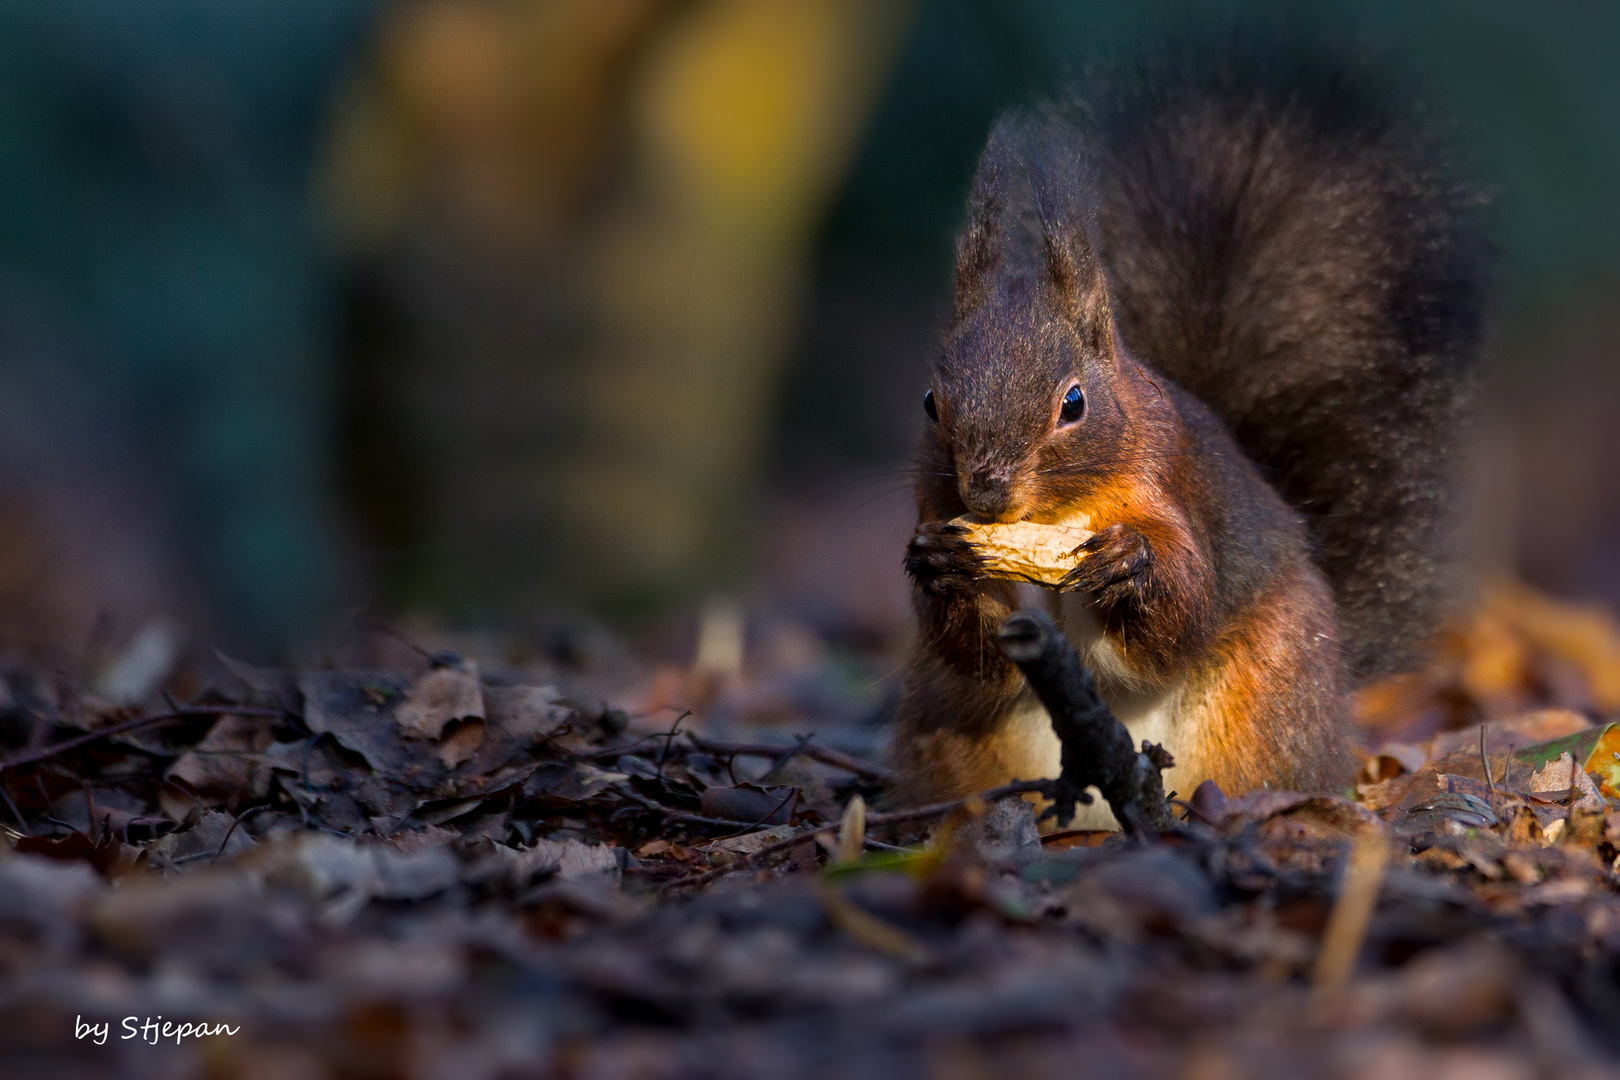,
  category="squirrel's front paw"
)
[906,521,985,596]
[1060,523,1152,606]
